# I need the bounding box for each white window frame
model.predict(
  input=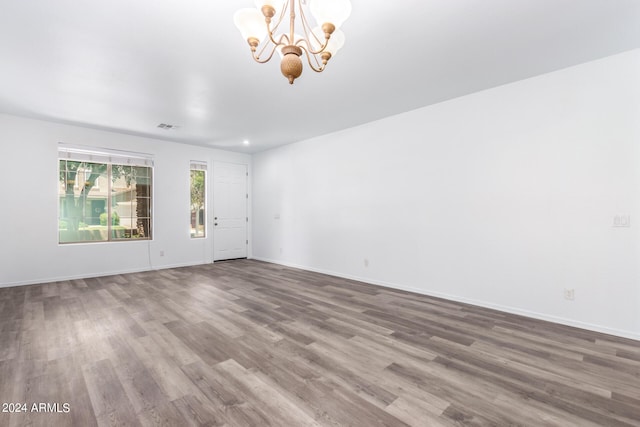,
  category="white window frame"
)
[190,161,207,239]
[58,144,154,244]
